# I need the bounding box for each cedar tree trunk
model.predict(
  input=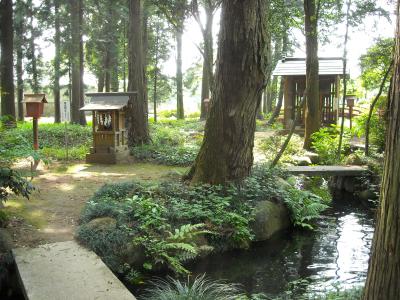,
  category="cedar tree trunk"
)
[53,0,61,123]
[200,4,214,120]
[127,0,149,145]
[362,1,400,298]
[70,0,81,124]
[0,0,16,121]
[187,0,269,184]
[176,27,184,119]
[78,0,86,125]
[15,0,24,121]
[303,0,320,150]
